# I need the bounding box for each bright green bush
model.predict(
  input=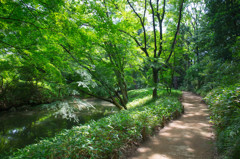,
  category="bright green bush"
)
[10,89,182,159]
[205,84,240,159]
